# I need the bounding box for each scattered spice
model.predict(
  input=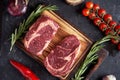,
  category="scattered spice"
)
[10,59,40,80]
